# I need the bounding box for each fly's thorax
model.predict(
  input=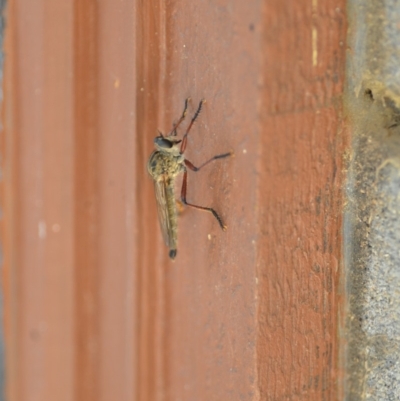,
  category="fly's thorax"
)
[147,150,185,179]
